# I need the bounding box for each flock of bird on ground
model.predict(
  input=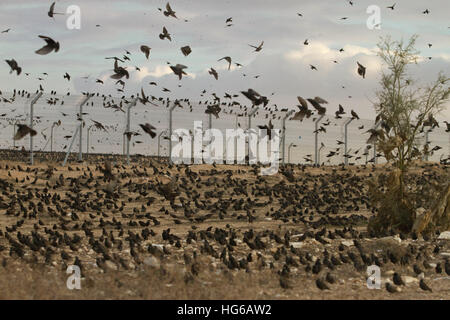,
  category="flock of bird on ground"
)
[0,151,448,294]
